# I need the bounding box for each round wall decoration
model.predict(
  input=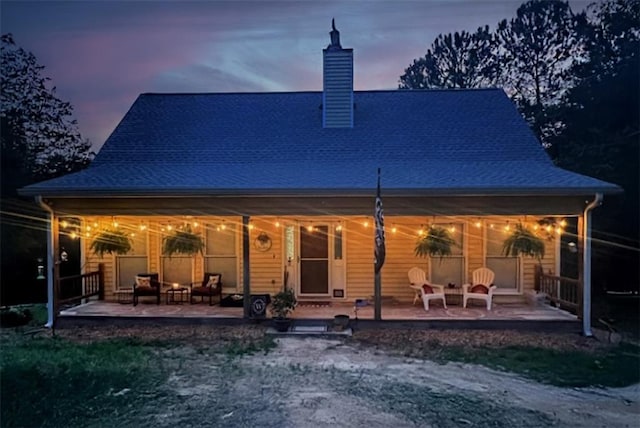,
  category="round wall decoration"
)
[254,232,272,252]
